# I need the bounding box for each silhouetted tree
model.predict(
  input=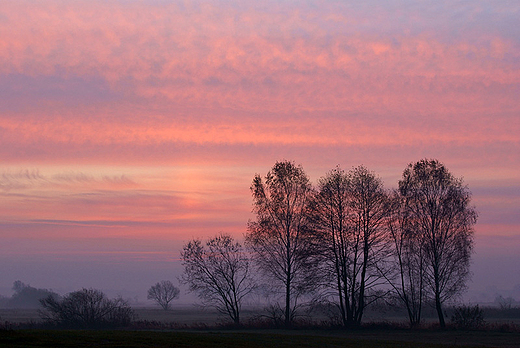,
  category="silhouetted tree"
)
[338,166,389,325]
[310,167,351,326]
[181,233,255,325]
[398,159,477,328]
[147,280,180,310]
[384,192,426,327]
[39,288,134,328]
[246,160,321,327]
